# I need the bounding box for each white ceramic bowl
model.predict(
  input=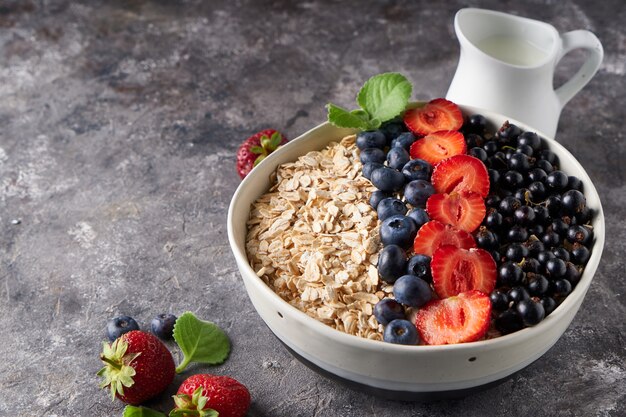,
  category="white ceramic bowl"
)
[227,105,605,399]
